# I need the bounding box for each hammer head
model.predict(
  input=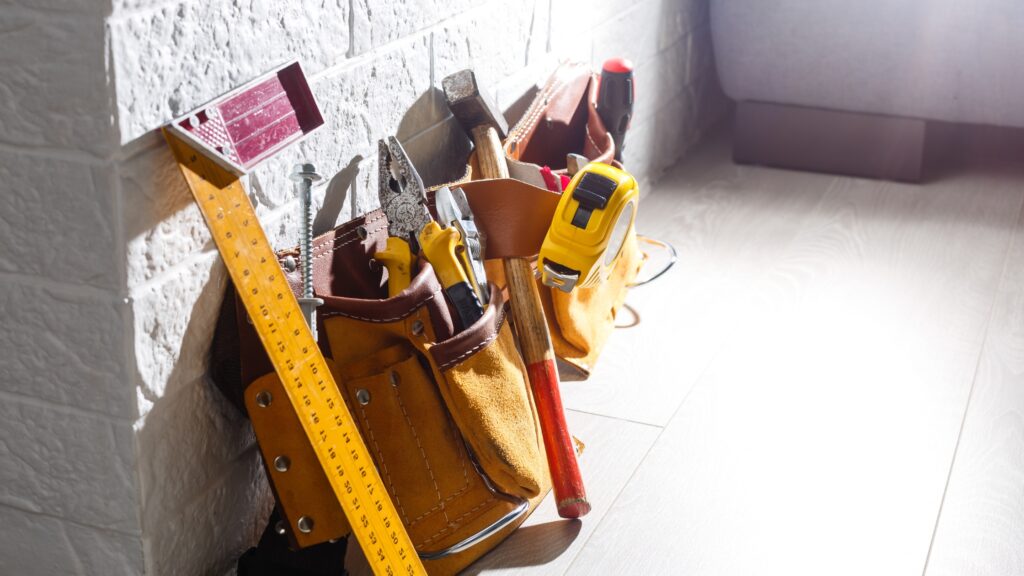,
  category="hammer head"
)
[442,70,508,139]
